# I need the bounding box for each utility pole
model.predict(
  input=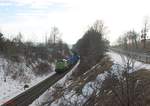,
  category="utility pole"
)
[141,18,149,49]
[54,33,56,45]
[45,33,48,46]
[141,23,148,48]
